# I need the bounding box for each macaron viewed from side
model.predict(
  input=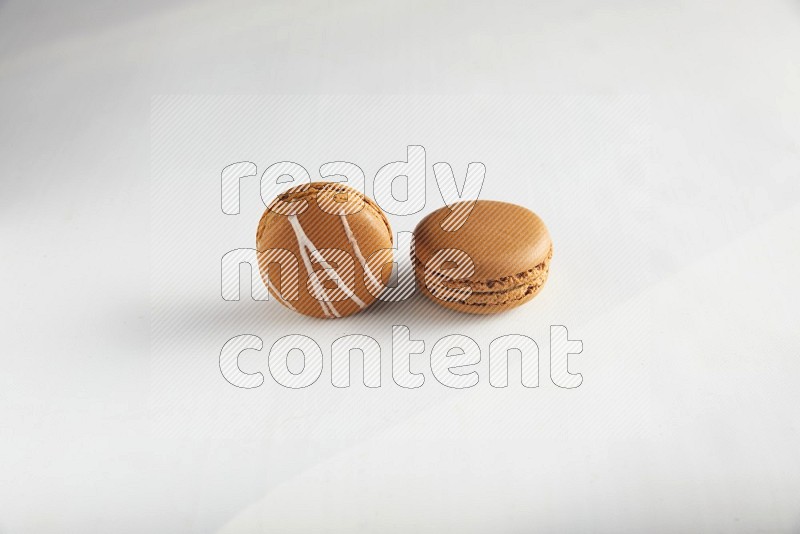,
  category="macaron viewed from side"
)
[413,200,552,314]
[256,181,393,319]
